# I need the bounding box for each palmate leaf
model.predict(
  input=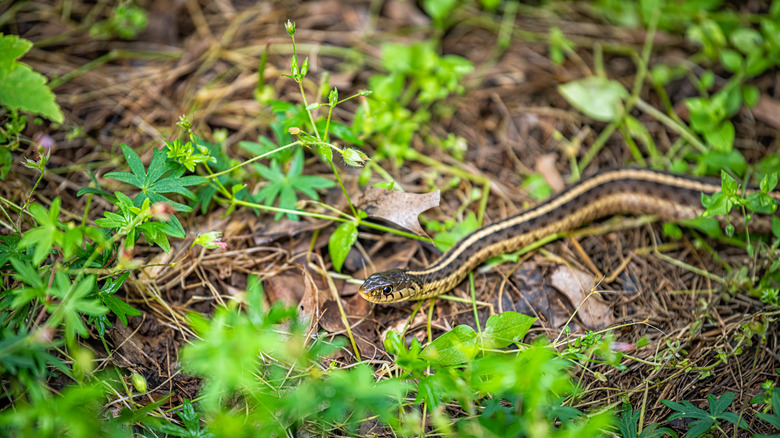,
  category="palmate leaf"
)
[253,149,335,221]
[89,272,141,338]
[105,144,208,213]
[0,233,25,268]
[616,404,677,438]
[662,392,748,437]
[18,198,63,265]
[46,272,107,343]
